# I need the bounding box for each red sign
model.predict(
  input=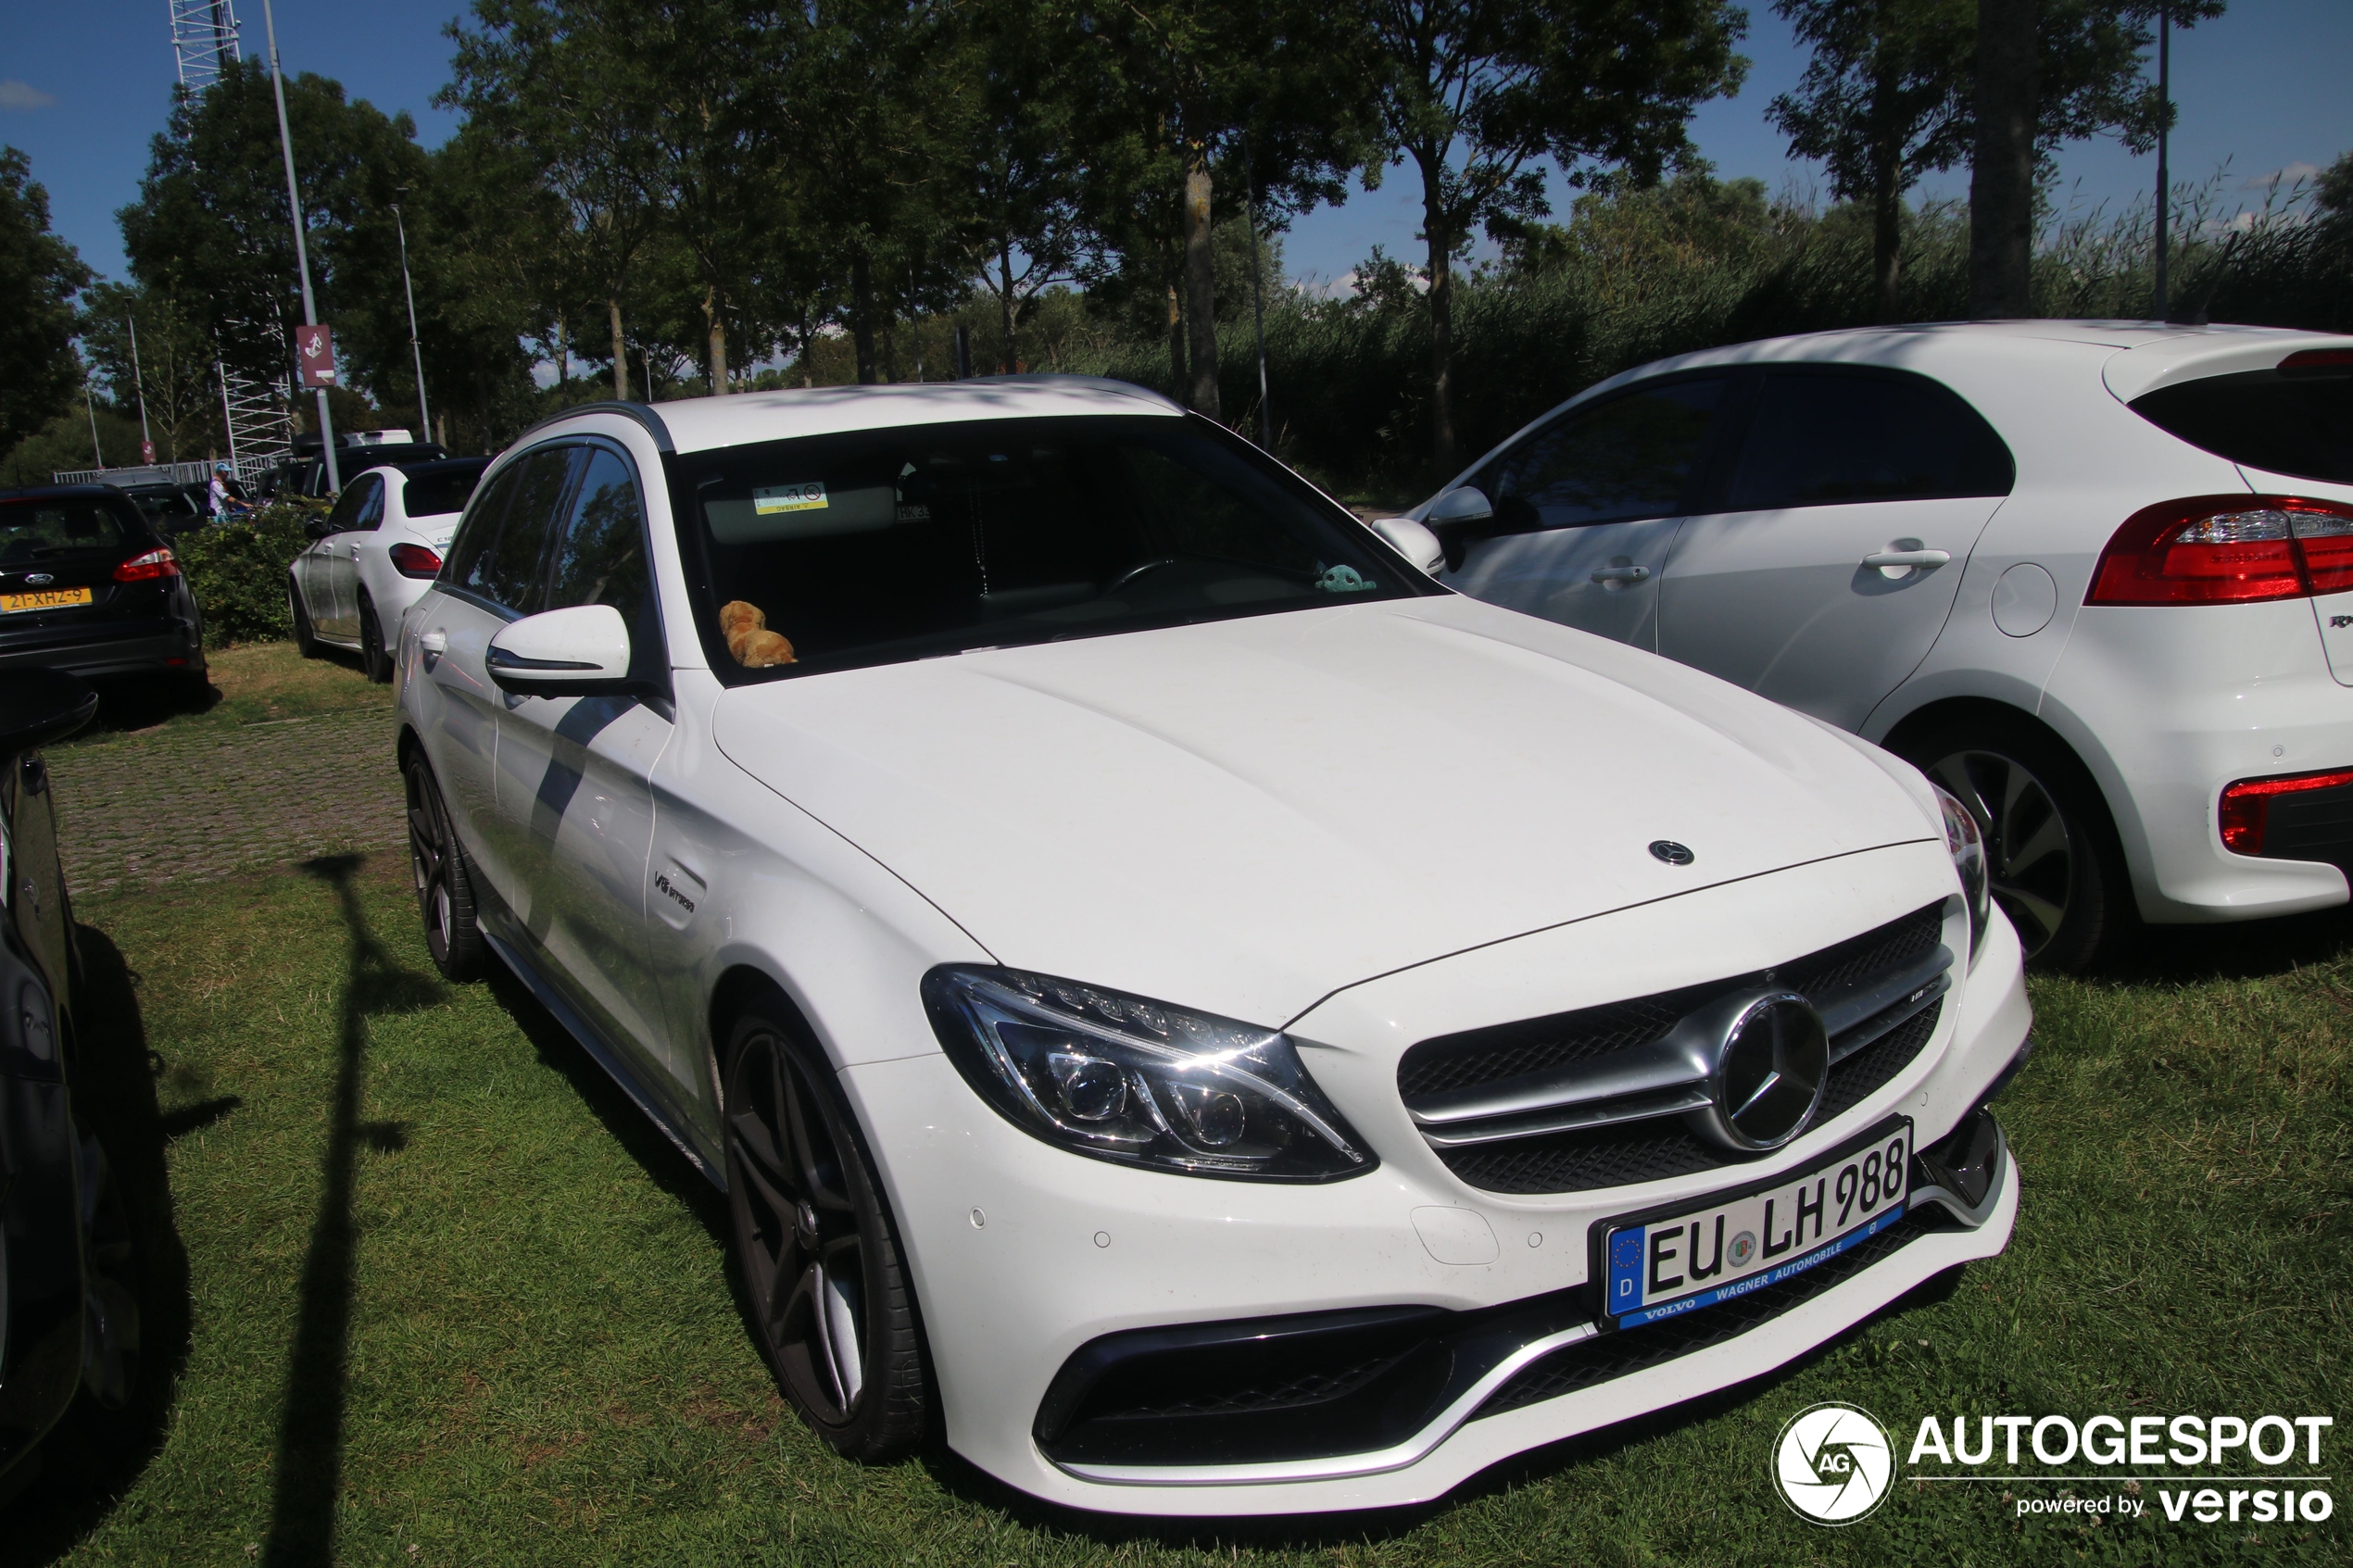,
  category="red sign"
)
[141,440,157,463]
[296,324,338,388]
